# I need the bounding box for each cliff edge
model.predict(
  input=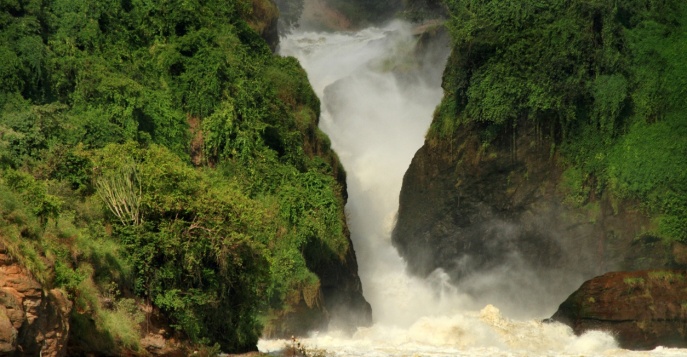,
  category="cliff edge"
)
[392,0,687,314]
